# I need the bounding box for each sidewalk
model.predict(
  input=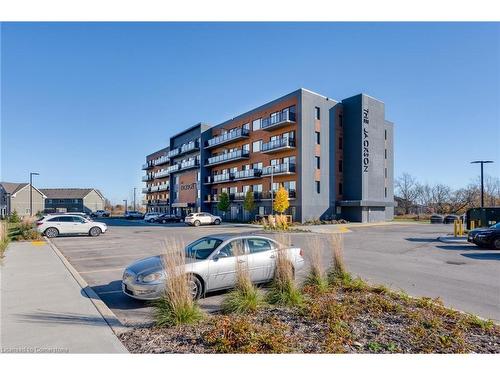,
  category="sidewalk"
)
[438,236,468,244]
[0,241,127,353]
